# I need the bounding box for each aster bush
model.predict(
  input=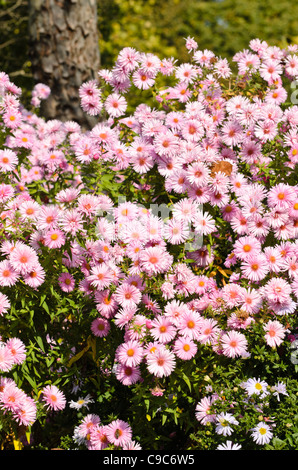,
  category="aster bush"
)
[1,38,298,451]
